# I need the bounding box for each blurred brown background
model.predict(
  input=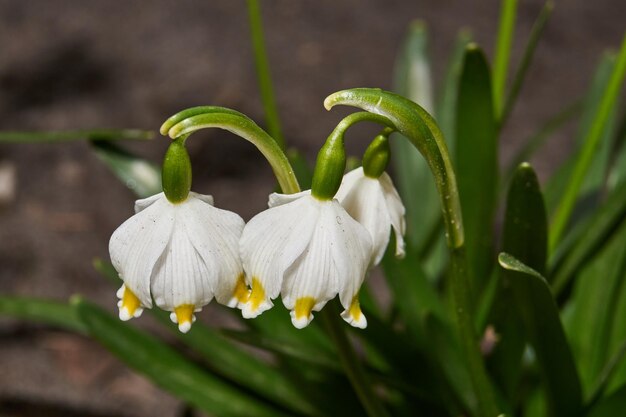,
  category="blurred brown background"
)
[0,1,623,416]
